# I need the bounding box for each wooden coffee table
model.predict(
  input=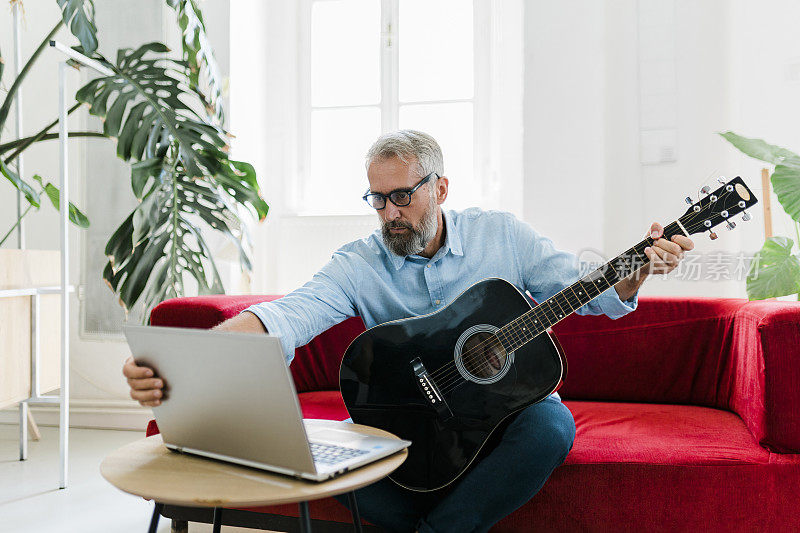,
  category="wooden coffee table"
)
[100,419,408,532]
